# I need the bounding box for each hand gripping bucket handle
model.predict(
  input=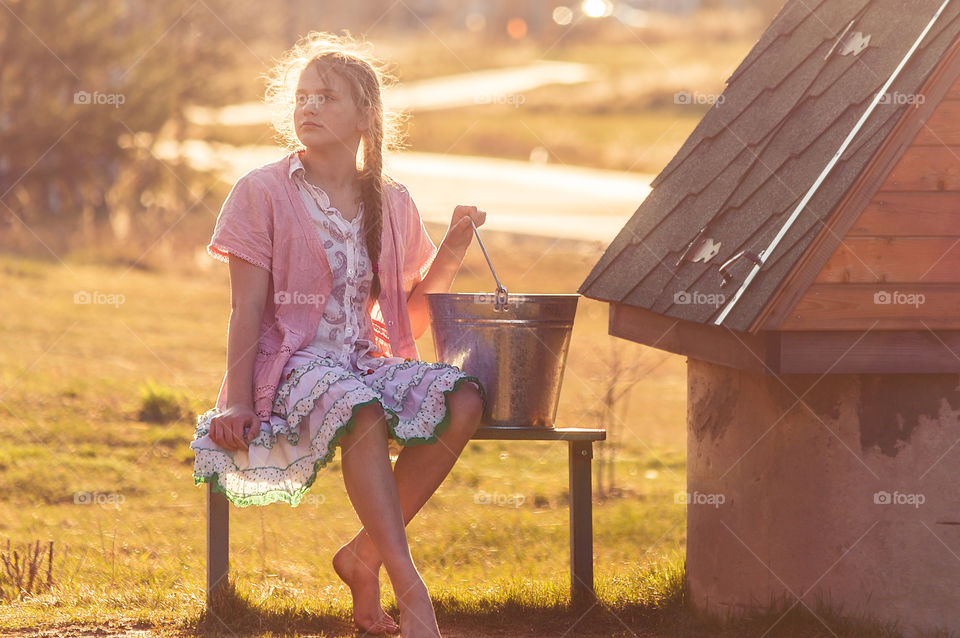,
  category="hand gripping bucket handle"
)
[470,218,510,312]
